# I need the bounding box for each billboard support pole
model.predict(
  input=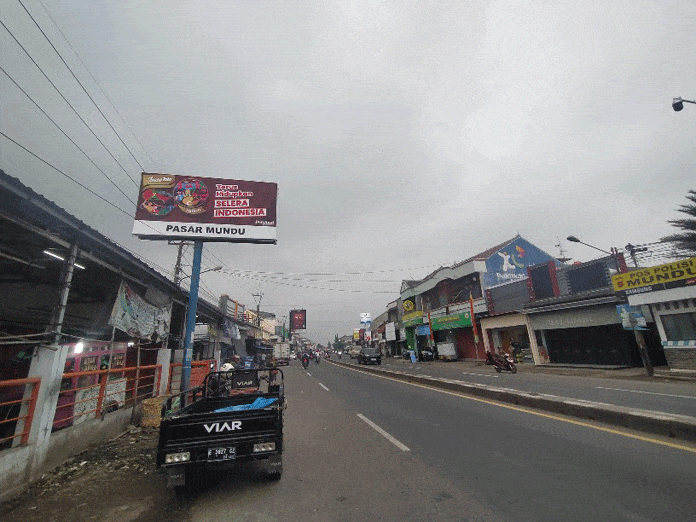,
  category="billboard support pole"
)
[181,240,203,394]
